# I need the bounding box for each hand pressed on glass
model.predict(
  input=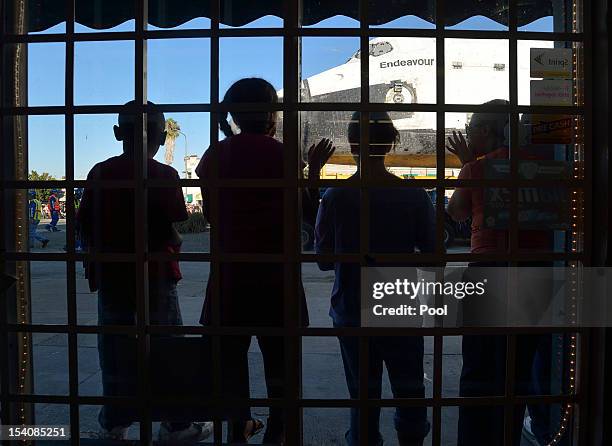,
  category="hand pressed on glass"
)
[446,130,475,166]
